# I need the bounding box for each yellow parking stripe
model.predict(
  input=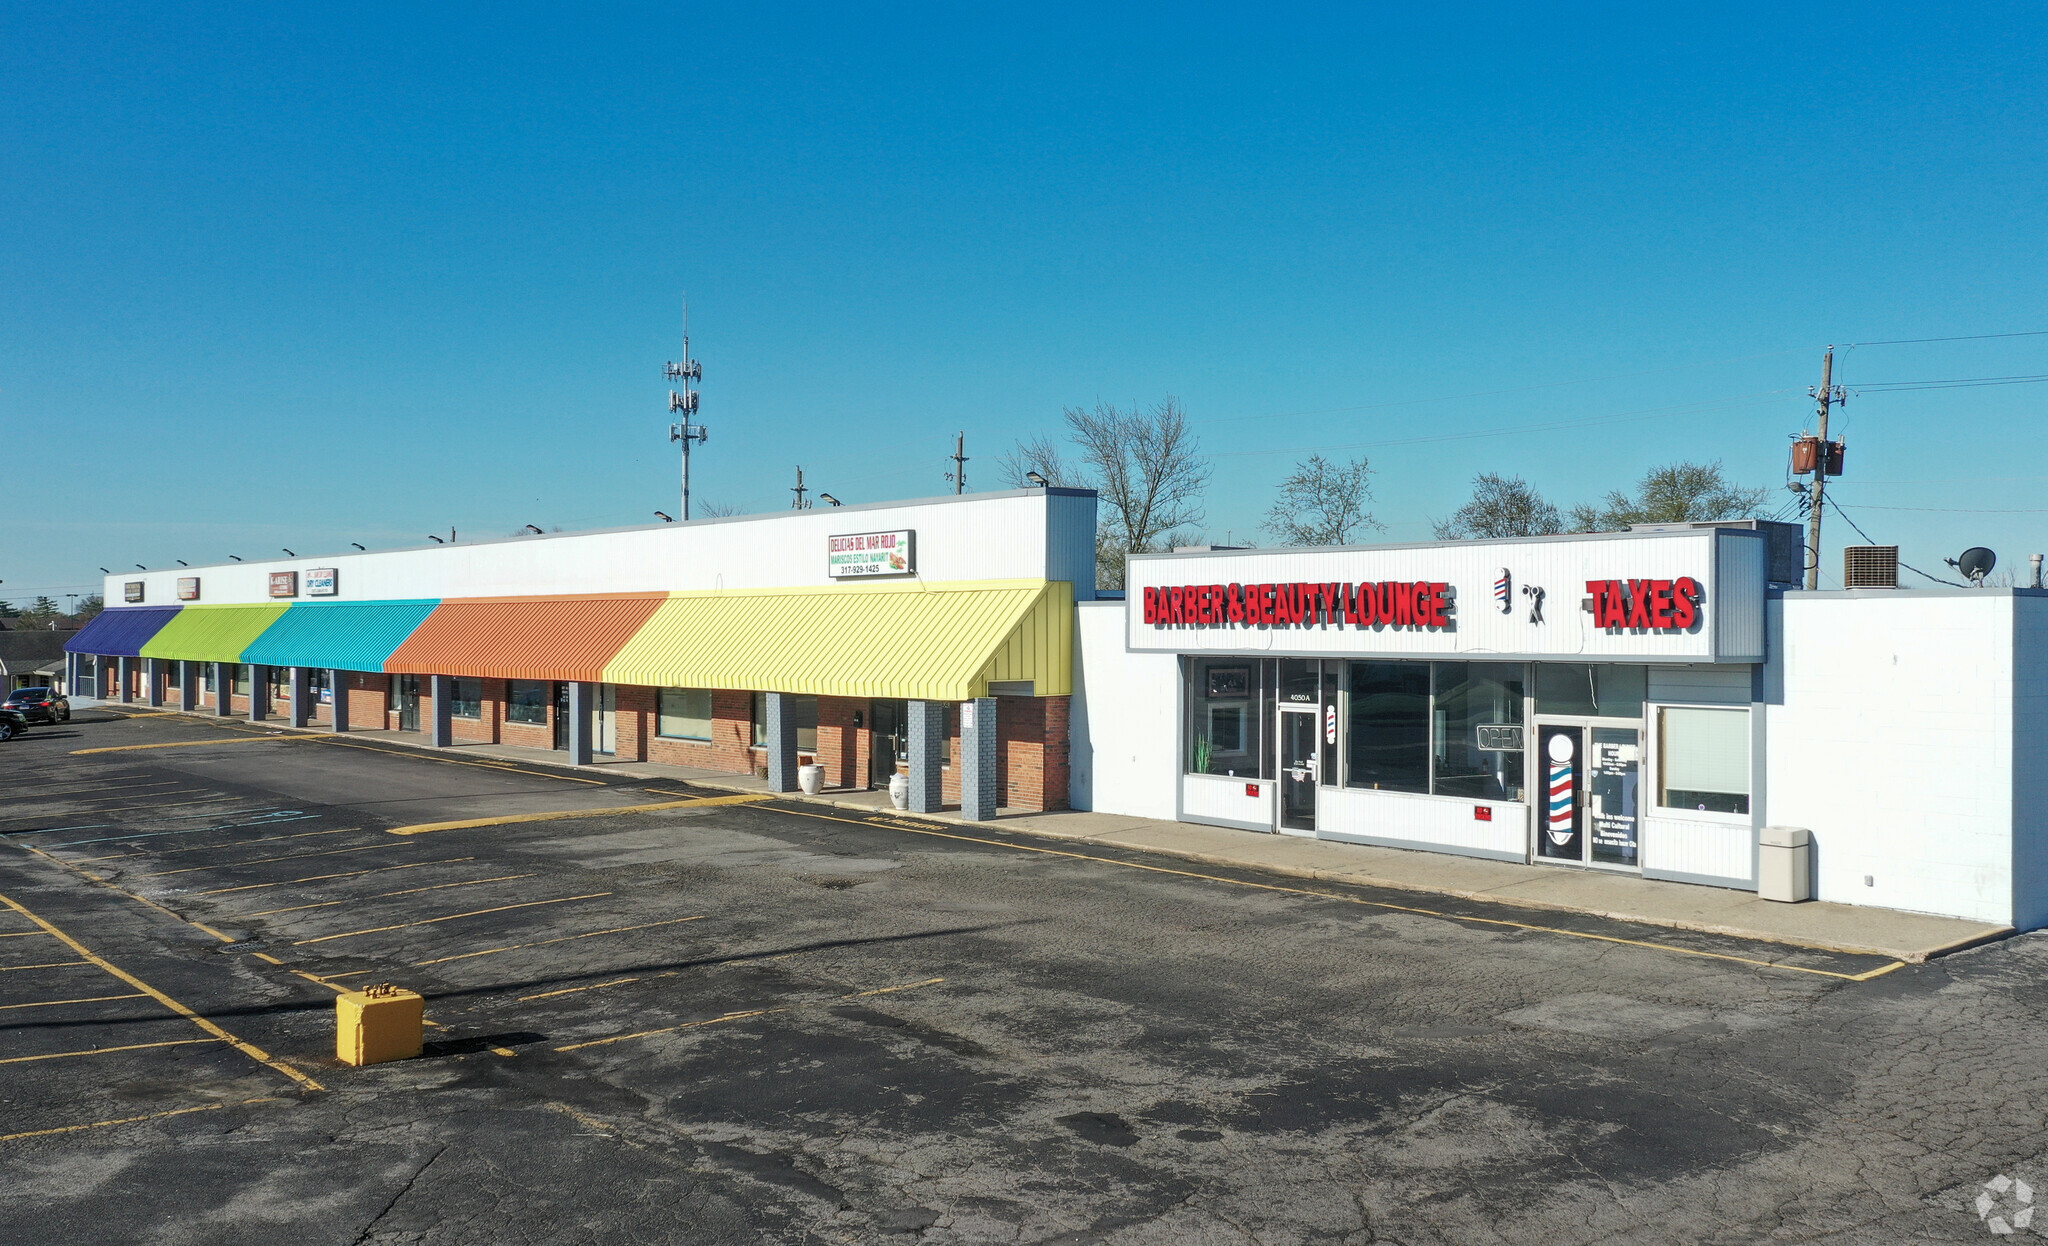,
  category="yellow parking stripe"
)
[0,992,147,1011]
[519,977,644,1002]
[555,977,946,1054]
[242,873,536,918]
[292,892,613,946]
[768,806,1912,984]
[8,839,238,944]
[0,1039,220,1066]
[0,890,322,1092]
[139,839,382,877]
[0,1097,279,1143]
[197,856,477,896]
[413,914,705,966]
[72,736,311,755]
[385,793,769,836]
[0,961,91,972]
